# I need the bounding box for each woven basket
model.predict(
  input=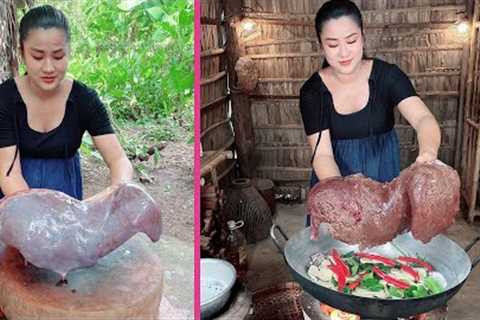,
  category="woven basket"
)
[250,282,304,320]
